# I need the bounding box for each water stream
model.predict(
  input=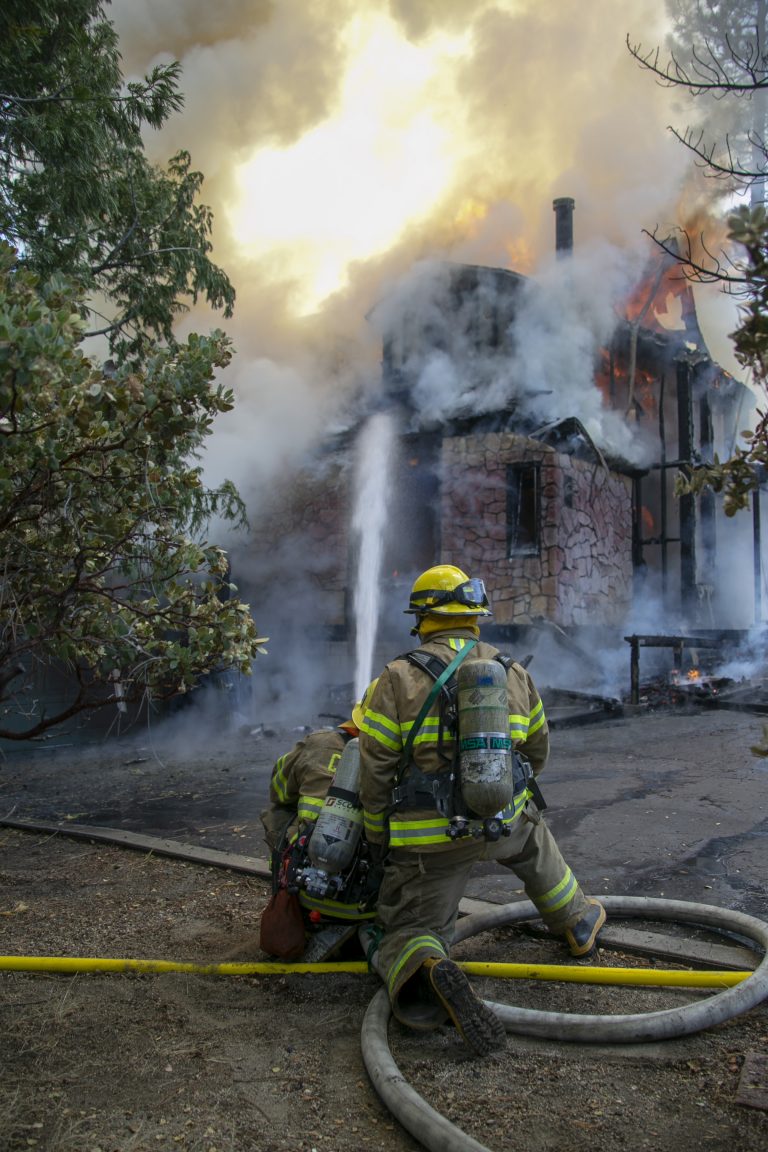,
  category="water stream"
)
[351,409,396,701]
